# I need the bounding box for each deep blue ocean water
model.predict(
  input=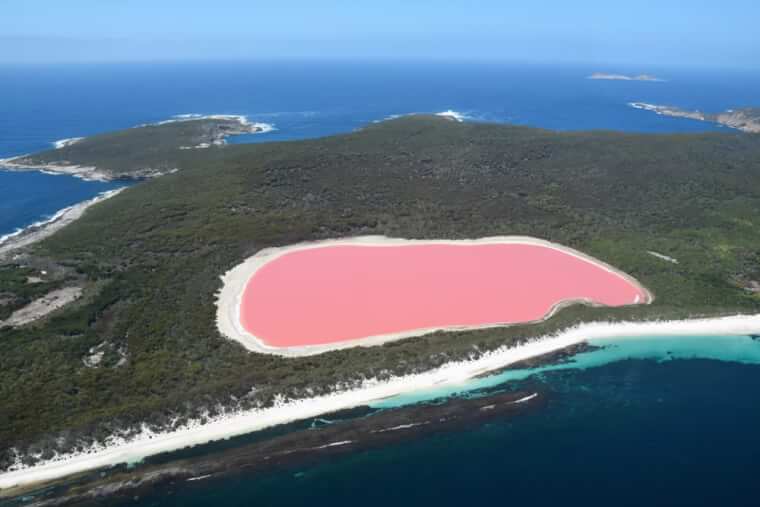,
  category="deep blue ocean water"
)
[137,358,760,507]
[3,62,760,239]
[3,62,760,506]
[0,172,124,242]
